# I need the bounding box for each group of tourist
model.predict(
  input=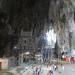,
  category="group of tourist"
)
[32,63,64,75]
